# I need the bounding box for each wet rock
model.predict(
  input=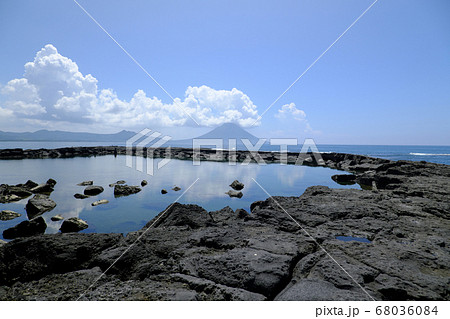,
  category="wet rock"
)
[225,190,243,198]
[92,199,109,206]
[0,210,21,221]
[50,214,63,221]
[114,185,141,197]
[77,181,93,186]
[2,217,47,239]
[141,180,148,187]
[172,186,181,191]
[161,189,168,194]
[84,186,104,196]
[60,218,88,233]
[25,194,57,219]
[116,180,126,185]
[74,193,89,199]
[331,174,356,185]
[229,180,244,190]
